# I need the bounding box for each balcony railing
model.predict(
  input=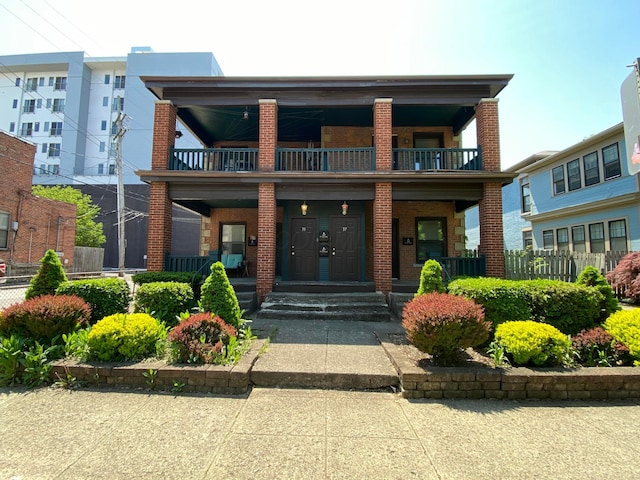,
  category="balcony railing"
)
[276,148,375,171]
[170,148,259,172]
[168,146,483,172]
[393,147,482,171]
